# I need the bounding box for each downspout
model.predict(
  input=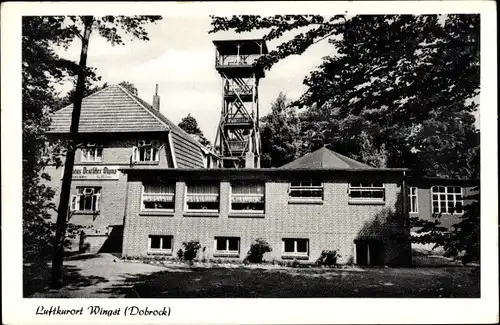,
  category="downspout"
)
[121,171,129,256]
[402,170,412,266]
